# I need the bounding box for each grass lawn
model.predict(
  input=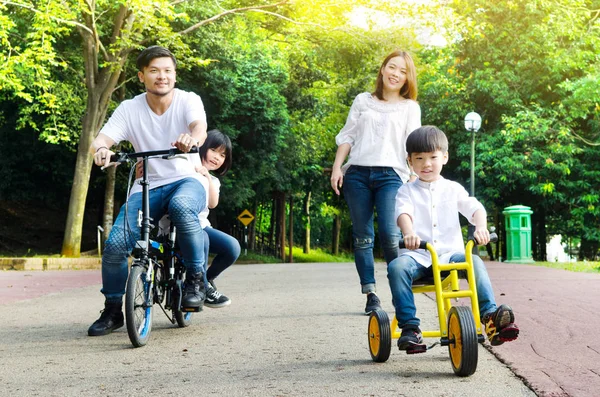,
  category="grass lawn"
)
[530,260,600,273]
